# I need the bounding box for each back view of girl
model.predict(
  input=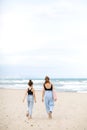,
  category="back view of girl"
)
[23,80,36,119]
